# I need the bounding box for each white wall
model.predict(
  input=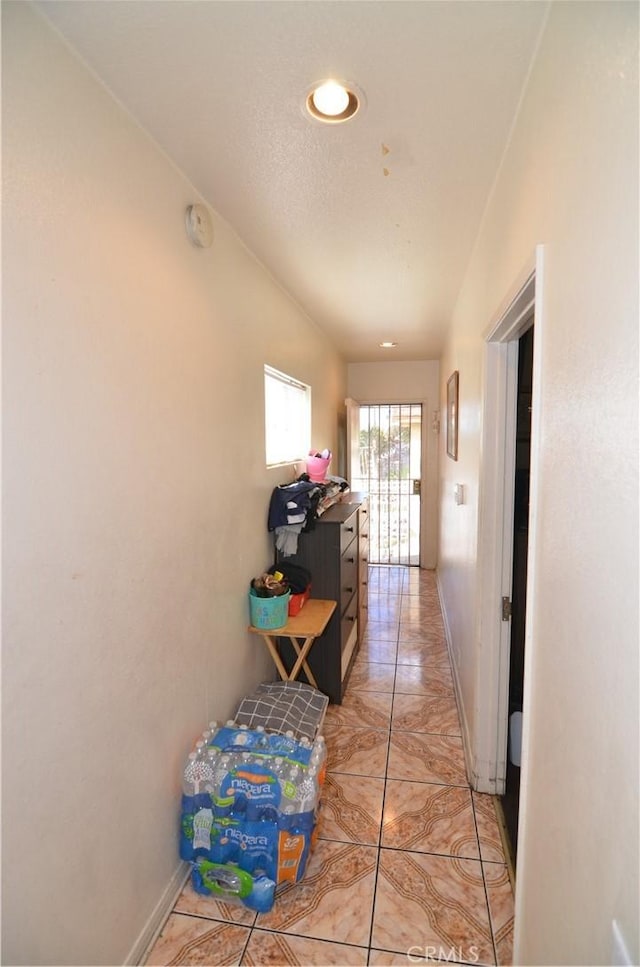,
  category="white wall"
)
[1,5,345,965]
[438,3,638,965]
[347,361,439,568]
